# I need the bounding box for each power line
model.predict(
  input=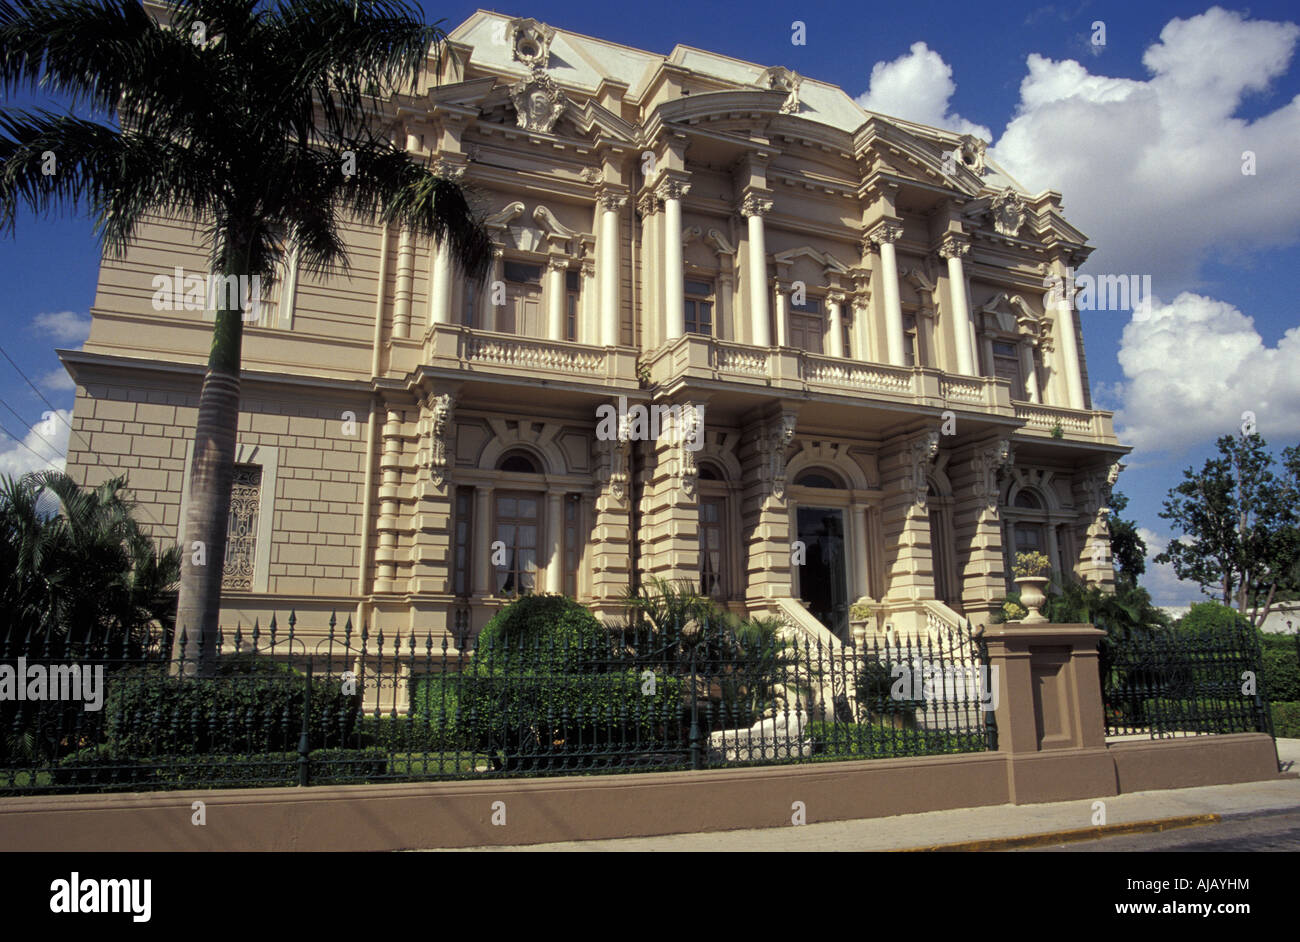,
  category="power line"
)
[0,341,76,436]
[0,421,62,473]
[0,394,63,456]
